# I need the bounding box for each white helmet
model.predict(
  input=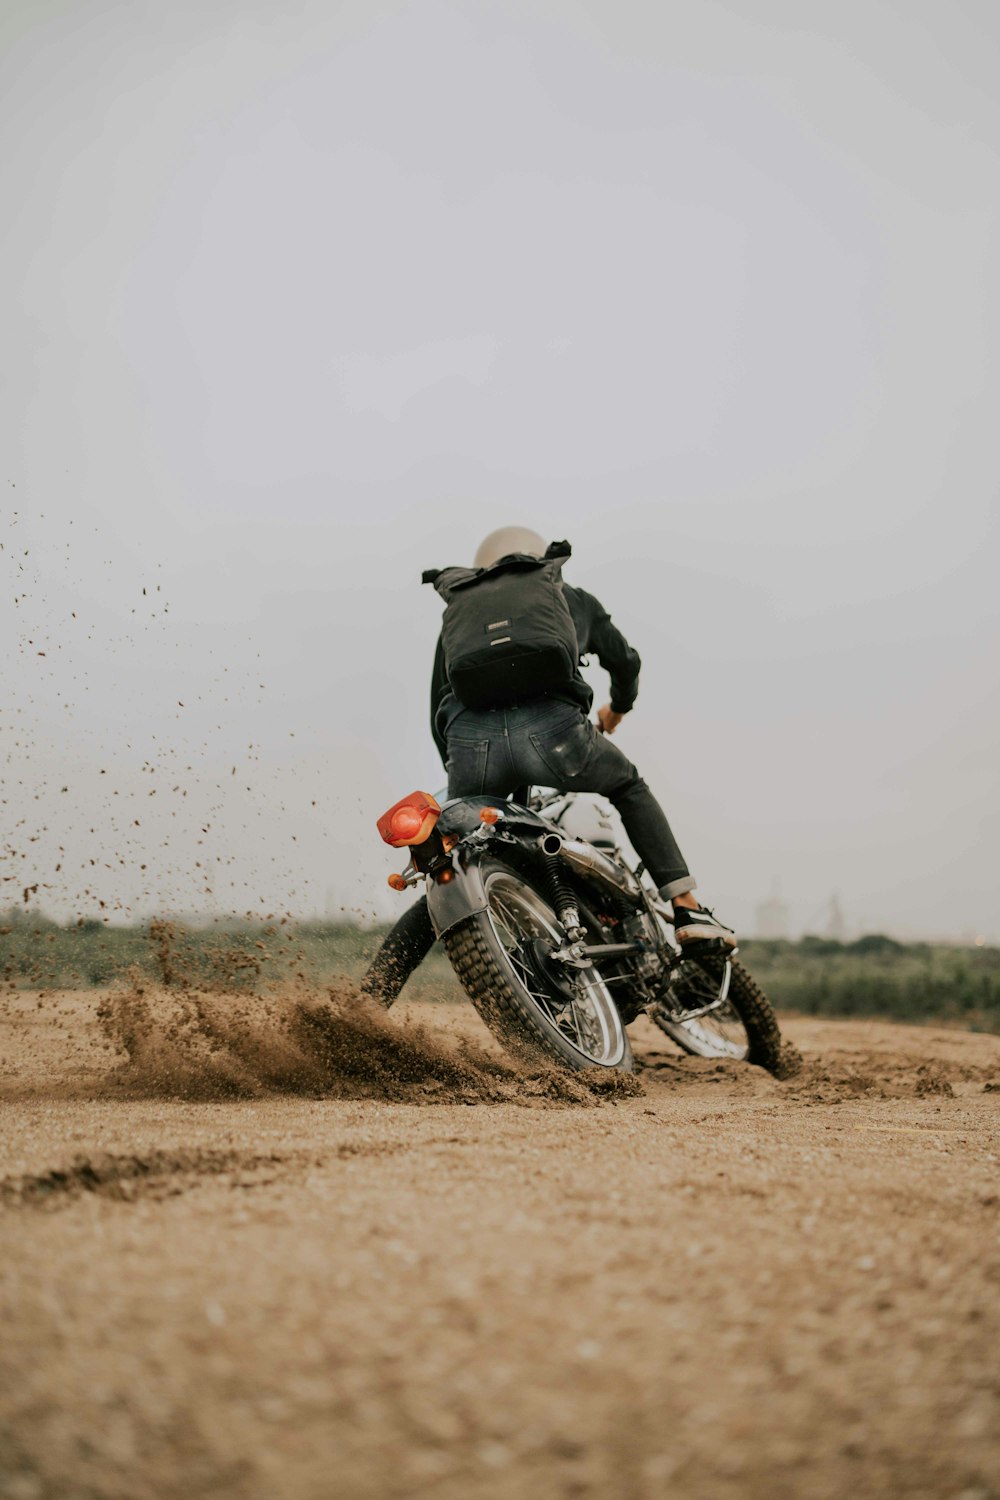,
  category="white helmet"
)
[474,526,548,570]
